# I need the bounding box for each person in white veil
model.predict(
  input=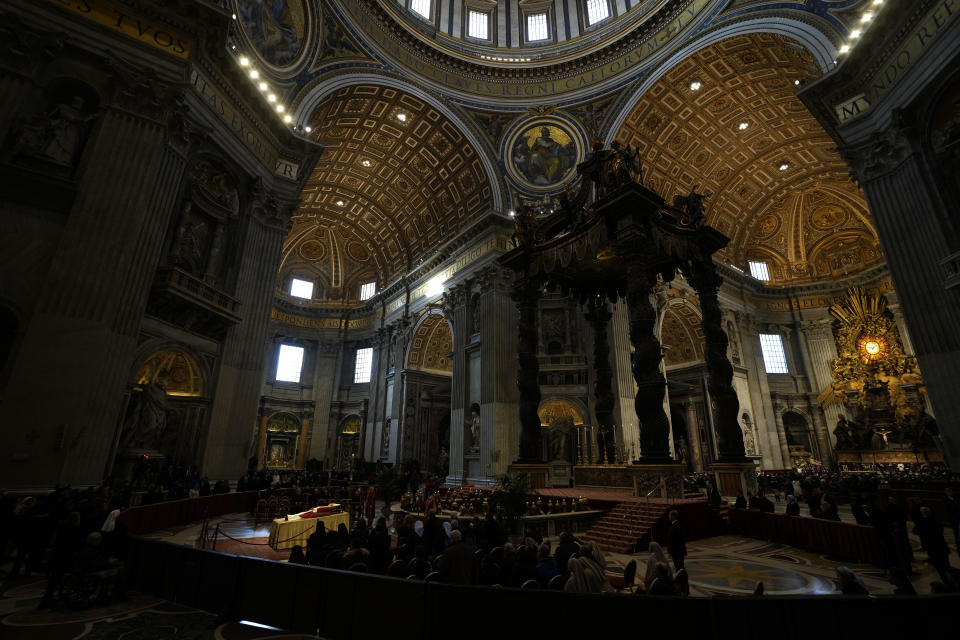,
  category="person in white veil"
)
[442,521,453,549]
[564,541,612,593]
[564,556,612,593]
[644,542,674,588]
